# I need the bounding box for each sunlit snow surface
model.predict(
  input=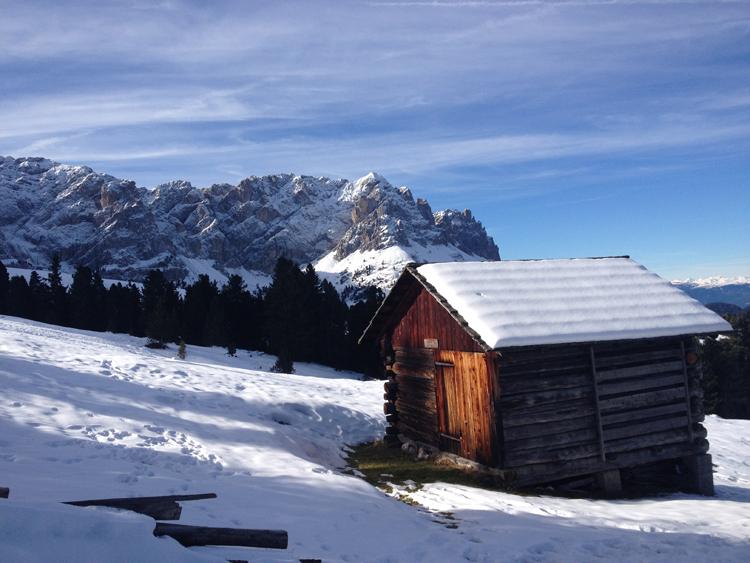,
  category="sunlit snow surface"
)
[418,258,732,348]
[0,316,748,562]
